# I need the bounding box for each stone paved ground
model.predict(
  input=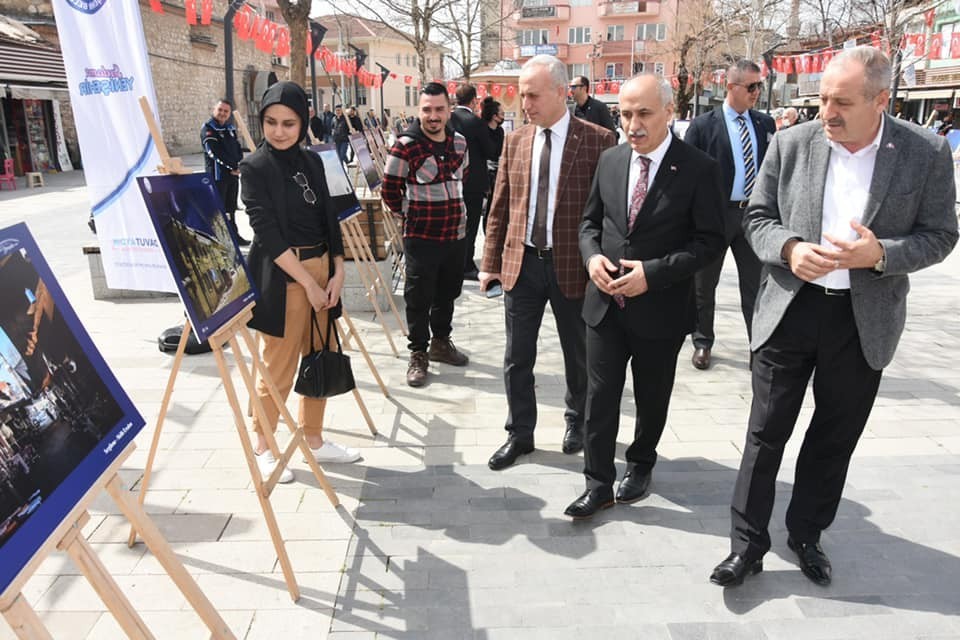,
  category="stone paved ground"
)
[0,168,958,639]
